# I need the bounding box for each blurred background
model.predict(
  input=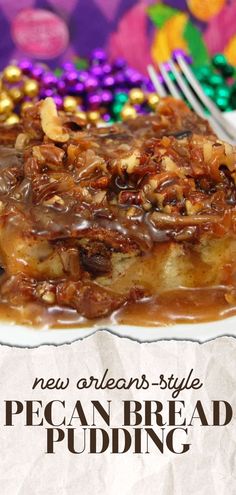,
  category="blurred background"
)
[1,0,235,71]
[0,1,236,125]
